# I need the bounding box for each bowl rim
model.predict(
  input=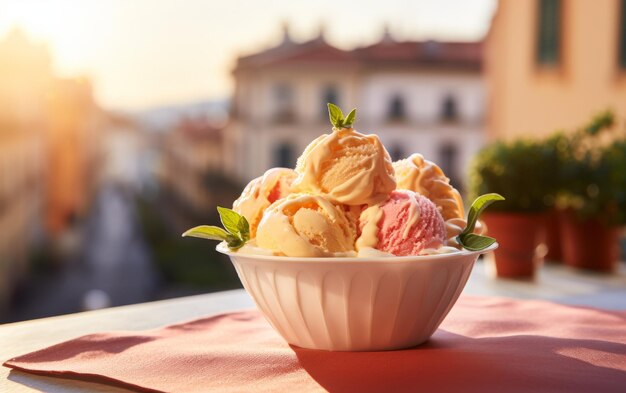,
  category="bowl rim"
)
[216,242,498,263]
